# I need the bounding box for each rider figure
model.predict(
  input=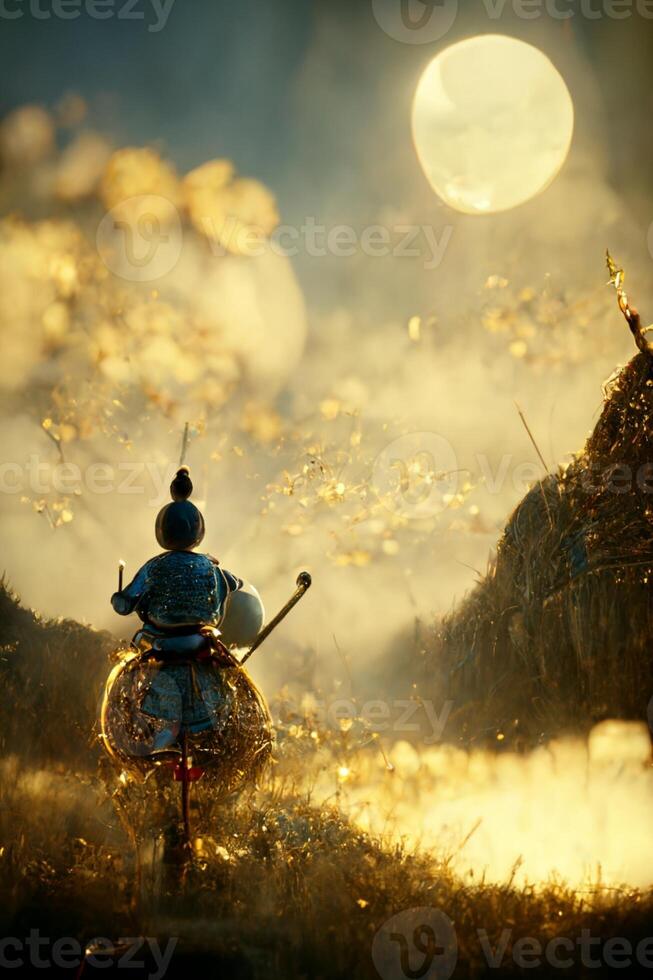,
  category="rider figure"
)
[111,466,263,646]
[110,466,264,748]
